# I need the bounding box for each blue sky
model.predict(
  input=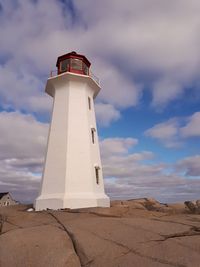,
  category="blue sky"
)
[0,0,200,203]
